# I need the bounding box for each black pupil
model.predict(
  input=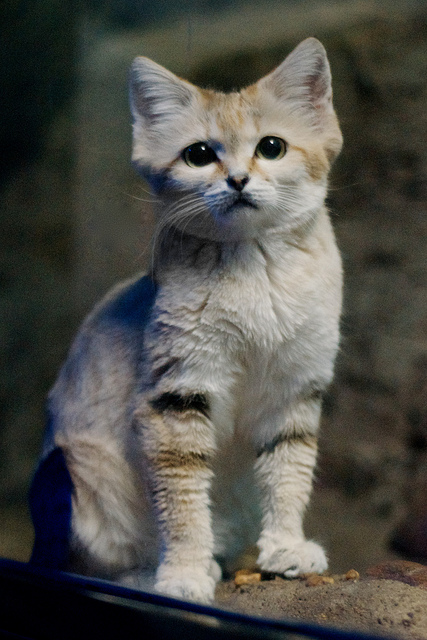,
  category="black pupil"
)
[184,143,217,167]
[258,137,284,159]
